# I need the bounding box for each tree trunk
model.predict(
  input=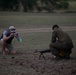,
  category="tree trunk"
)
[20,0,28,12]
